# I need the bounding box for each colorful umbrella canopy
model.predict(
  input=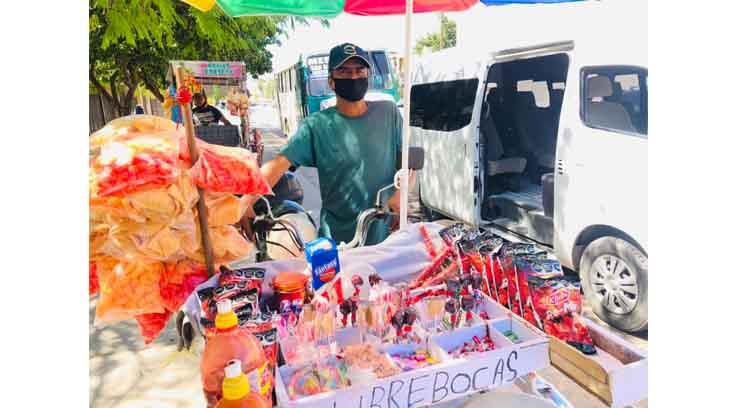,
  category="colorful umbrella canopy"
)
[208,0,479,17]
[482,0,584,5]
